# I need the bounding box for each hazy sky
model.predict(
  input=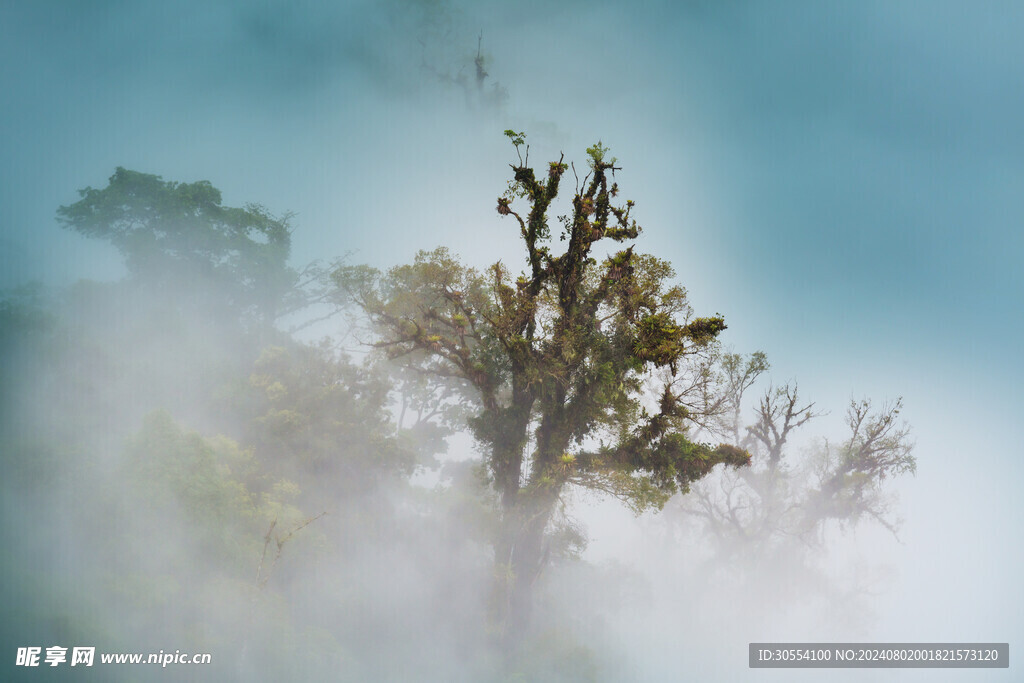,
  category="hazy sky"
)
[2,0,1021,673]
